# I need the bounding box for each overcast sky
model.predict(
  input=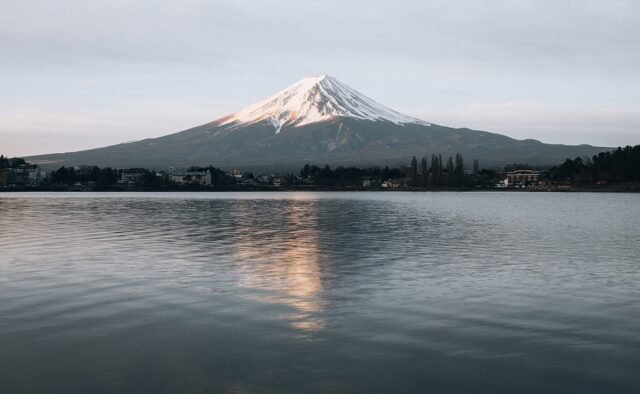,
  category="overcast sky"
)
[2,0,639,157]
